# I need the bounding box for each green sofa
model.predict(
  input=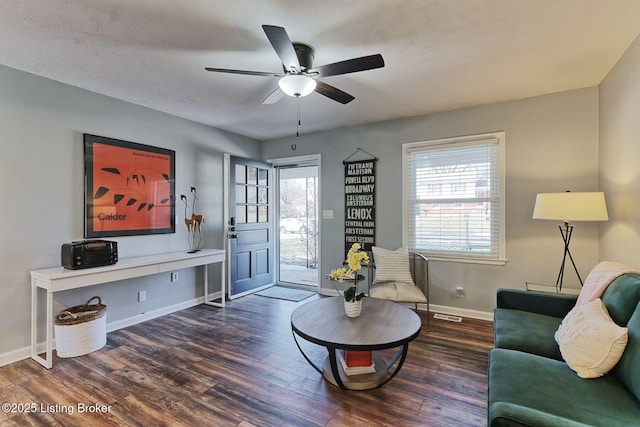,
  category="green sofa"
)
[489,273,640,426]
